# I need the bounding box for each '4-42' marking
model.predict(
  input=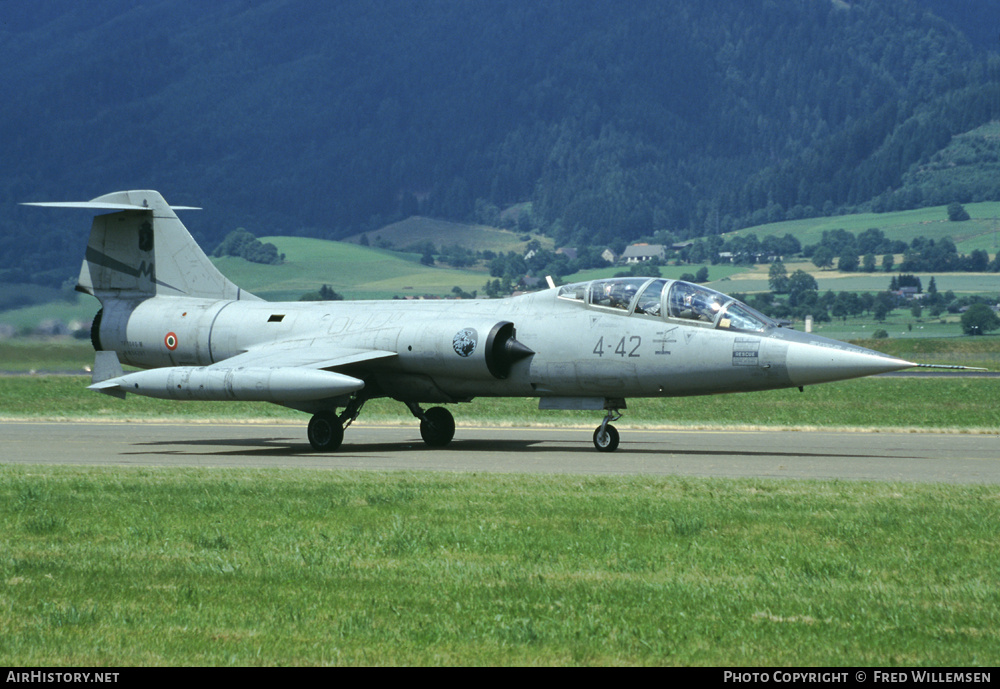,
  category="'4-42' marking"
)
[593,335,641,357]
